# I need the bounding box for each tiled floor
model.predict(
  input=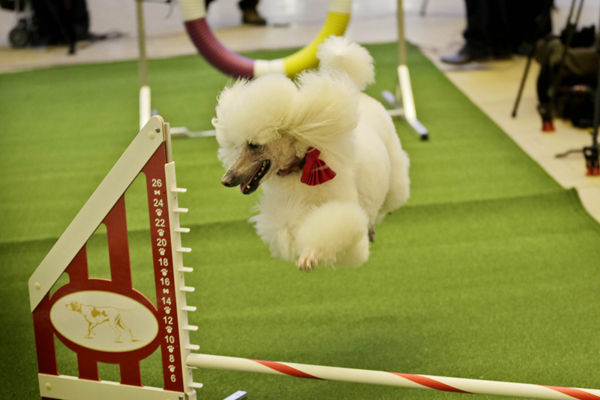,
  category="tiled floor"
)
[1,0,598,220]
